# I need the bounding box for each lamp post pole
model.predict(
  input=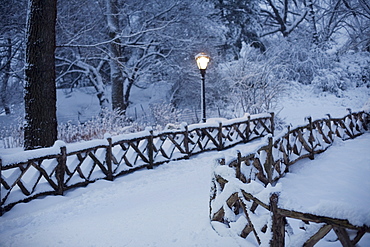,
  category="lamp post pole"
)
[200,69,206,123]
[195,53,210,123]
